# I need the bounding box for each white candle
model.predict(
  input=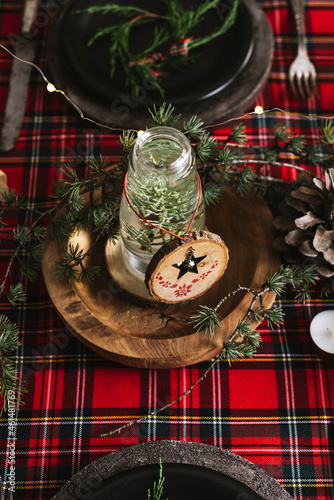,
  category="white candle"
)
[310,310,334,355]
